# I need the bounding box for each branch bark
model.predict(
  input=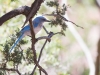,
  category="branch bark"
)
[22,0,44,27]
[0,6,30,26]
[0,0,44,26]
[0,68,21,75]
[30,31,60,75]
[36,36,51,42]
[29,19,48,75]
